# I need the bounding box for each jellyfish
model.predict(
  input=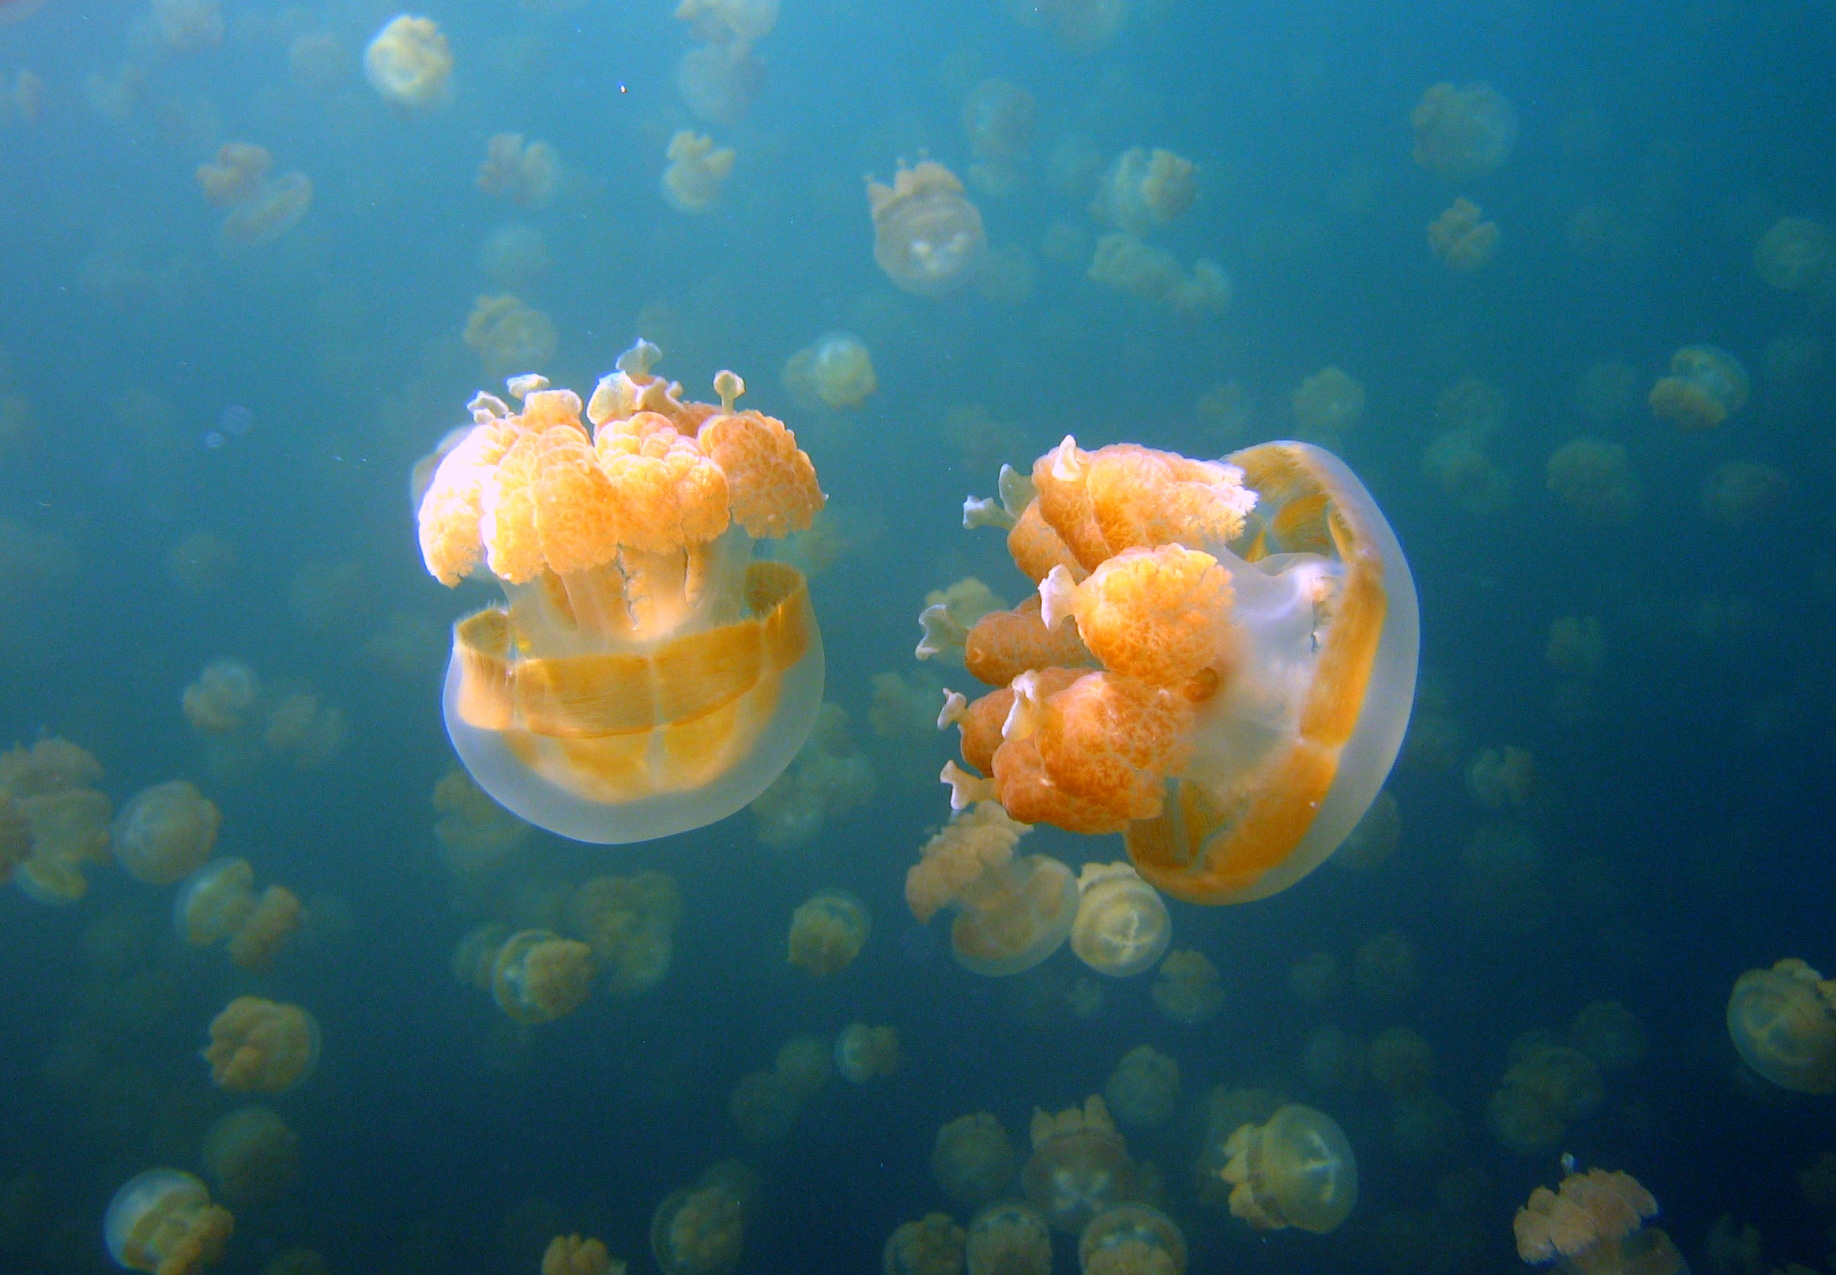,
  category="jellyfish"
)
[1411,83,1517,181]
[1649,346,1748,431]
[1152,948,1224,1024]
[787,889,871,976]
[933,1113,1017,1206]
[905,801,1078,976]
[1755,217,1836,301]
[916,577,1008,664]
[750,703,876,849]
[867,161,987,297]
[662,132,735,214]
[433,767,529,873]
[2,740,112,905]
[675,41,761,127]
[1702,461,1787,527]
[492,929,594,1023]
[262,692,344,770]
[462,295,557,384]
[196,144,271,208]
[962,80,1035,195]
[1428,197,1499,269]
[835,1023,900,1082]
[567,871,682,994]
[774,1034,832,1099]
[1516,1167,1684,1275]
[940,437,1417,906]
[104,1170,233,1275]
[204,998,319,1093]
[650,1161,757,1275]
[363,15,452,112]
[219,173,313,250]
[1219,1103,1358,1234]
[477,134,562,208]
[1070,862,1170,977]
[1292,368,1365,443]
[153,0,223,51]
[1078,1204,1186,1275]
[416,343,825,843]
[1103,1045,1180,1129]
[226,886,303,970]
[1302,1024,1367,1093]
[1021,1096,1138,1233]
[1368,1027,1434,1096]
[201,1106,298,1207]
[175,859,256,945]
[183,660,259,735]
[781,334,877,411]
[543,1234,618,1275]
[1727,959,1836,1093]
[1003,0,1125,54]
[1487,1042,1603,1153]
[1423,428,1512,516]
[1091,148,1197,236]
[112,781,220,886]
[453,923,510,990]
[1088,234,1229,317]
[966,1201,1052,1275]
[1546,439,1641,524]
[883,1214,966,1275]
